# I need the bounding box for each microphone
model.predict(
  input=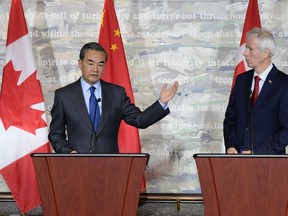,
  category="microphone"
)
[89,98,101,153]
[248,90,254,154]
